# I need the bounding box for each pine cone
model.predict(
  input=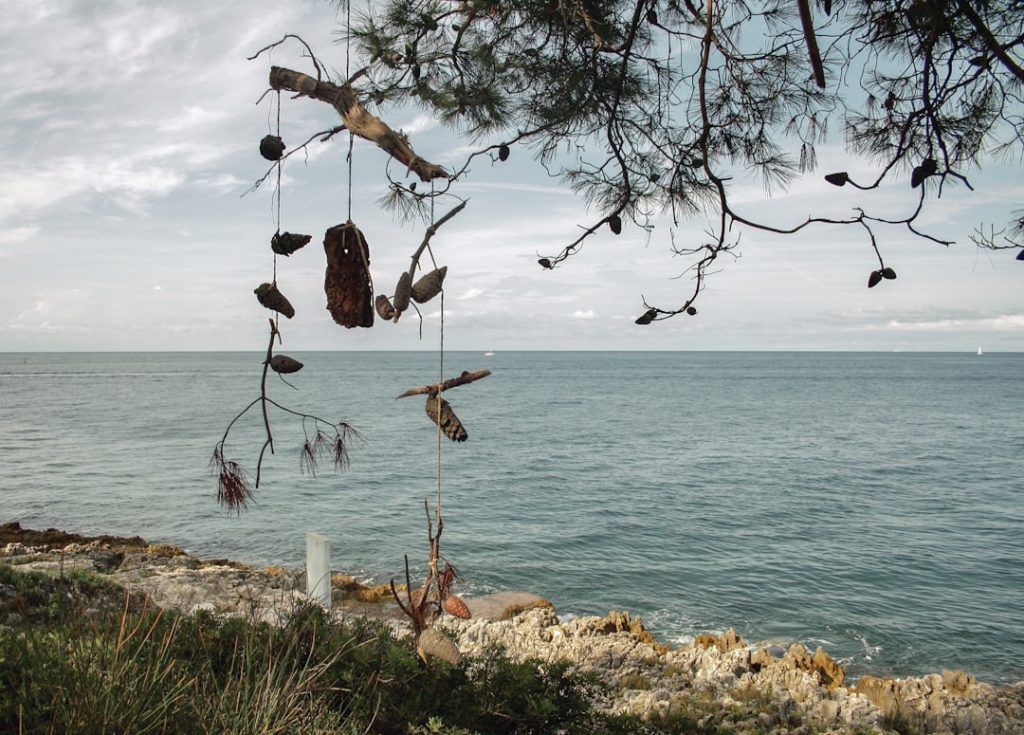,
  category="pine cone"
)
[254,282,295,319]
[425,395,468,442]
